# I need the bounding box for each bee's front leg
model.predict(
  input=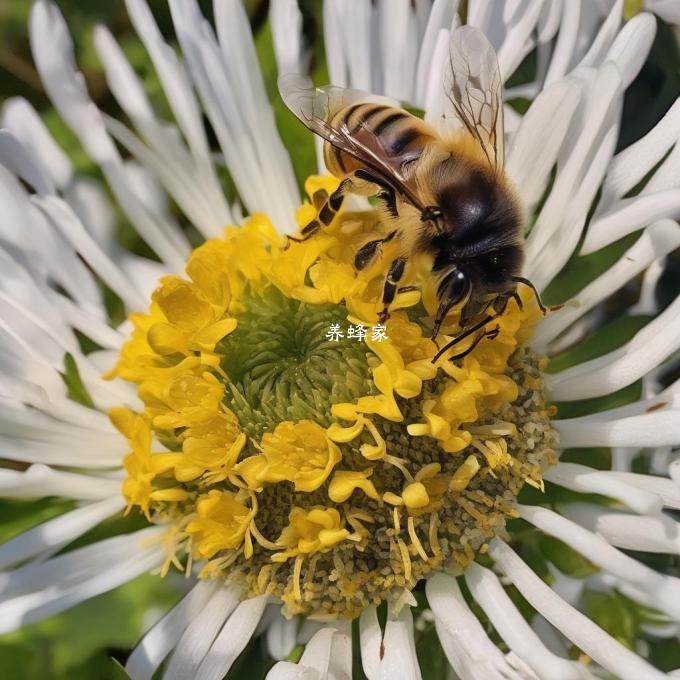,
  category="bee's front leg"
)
[378,257,408,324]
